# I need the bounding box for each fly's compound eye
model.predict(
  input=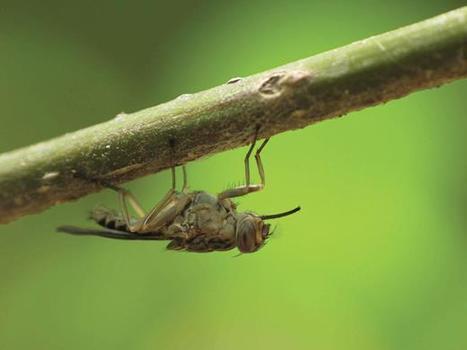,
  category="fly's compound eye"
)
[236,216,268,253]
[262,223,270,239]
[236,219,257,253]
[237,230,256,253]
